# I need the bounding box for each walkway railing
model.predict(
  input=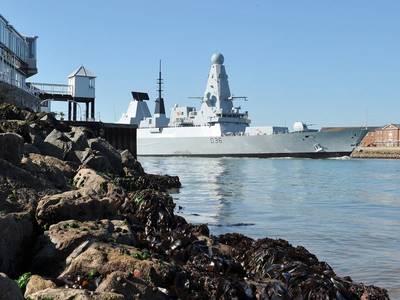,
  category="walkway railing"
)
[27,82,72,95]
